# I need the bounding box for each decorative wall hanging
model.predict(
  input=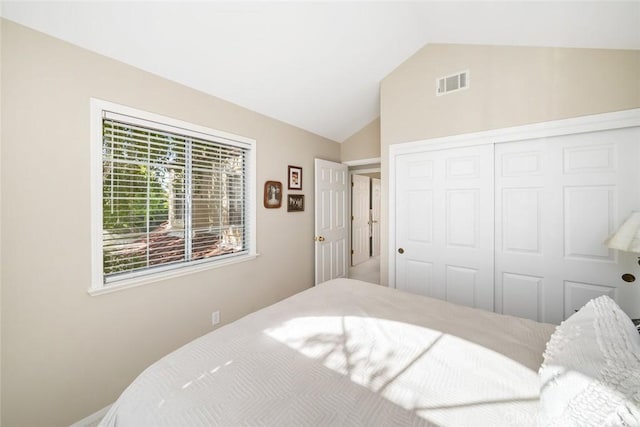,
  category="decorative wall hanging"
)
[288,165,302,190]
[264,181,282,208]
[287,194,304,212]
